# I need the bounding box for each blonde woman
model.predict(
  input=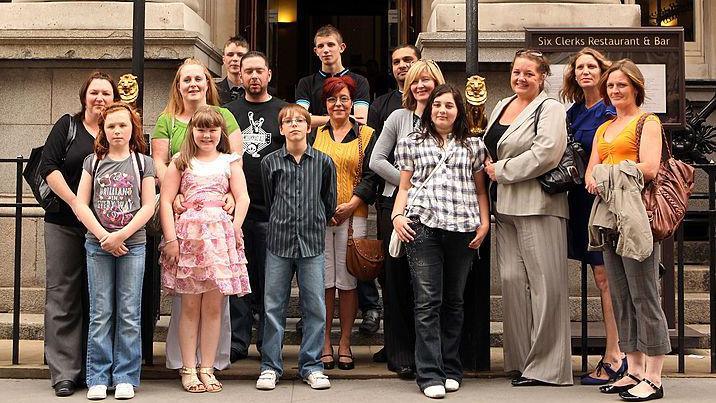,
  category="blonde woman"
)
[369,59,445,378]
[151,58,243,372]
